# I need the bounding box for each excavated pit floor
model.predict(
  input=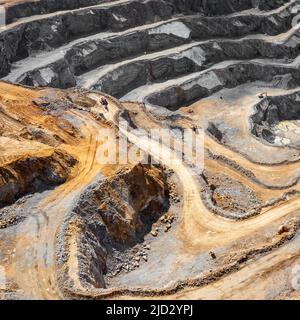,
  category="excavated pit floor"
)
[1,0,300,300]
